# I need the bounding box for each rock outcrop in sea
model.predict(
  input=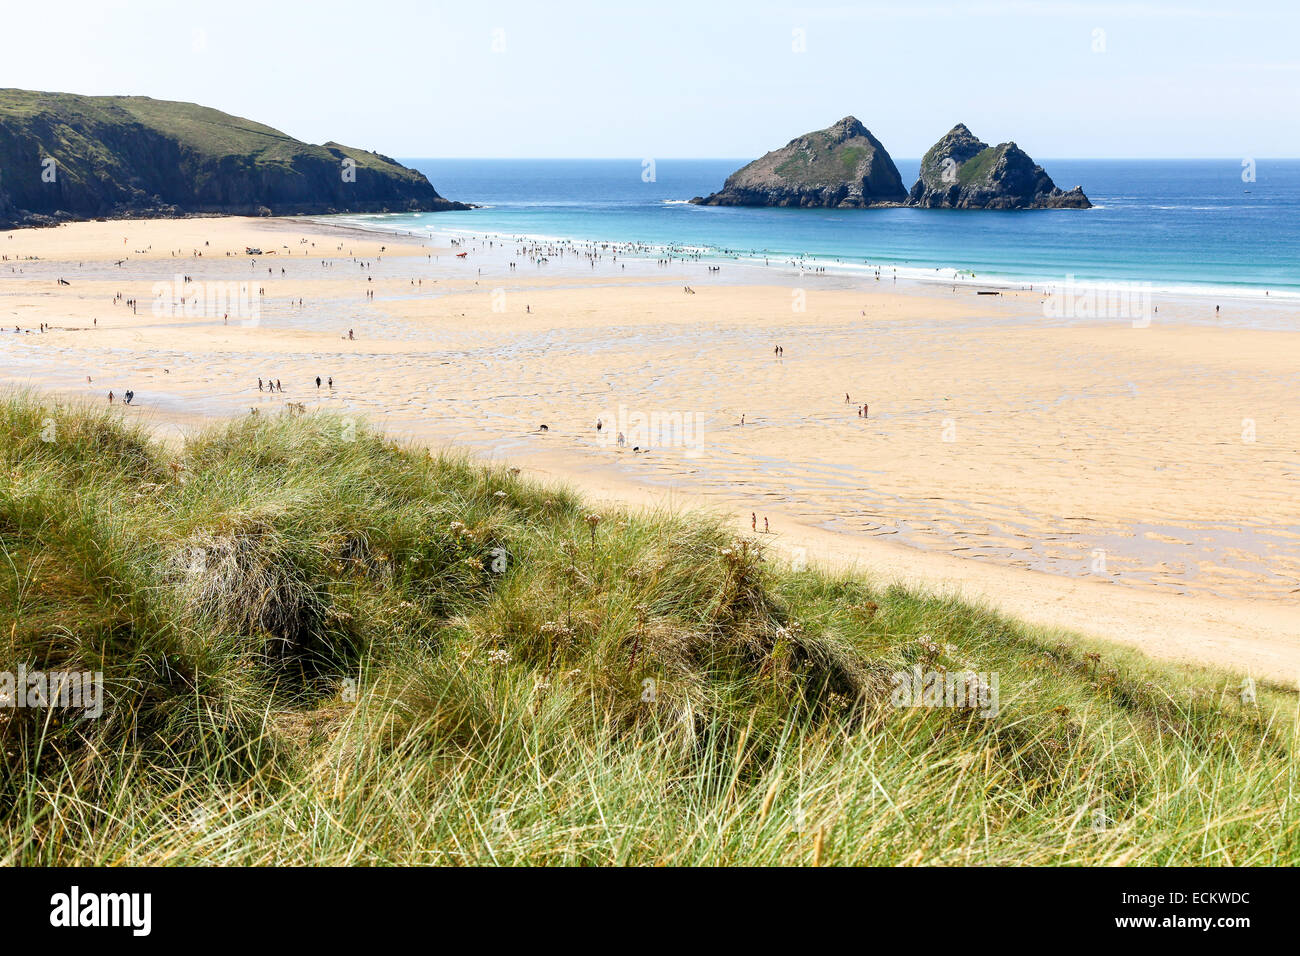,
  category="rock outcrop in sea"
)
[906,123,1090,209]
[690,116,907,208]
[0,89,470,229]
